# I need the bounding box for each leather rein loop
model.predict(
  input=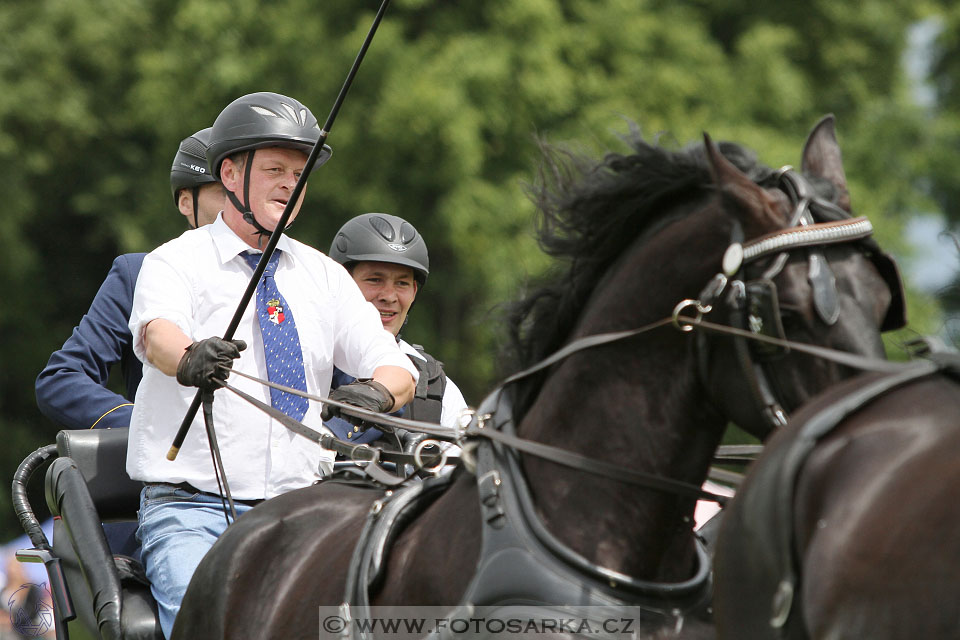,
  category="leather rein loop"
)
[222,302,901,504]
[219,178,901,502]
